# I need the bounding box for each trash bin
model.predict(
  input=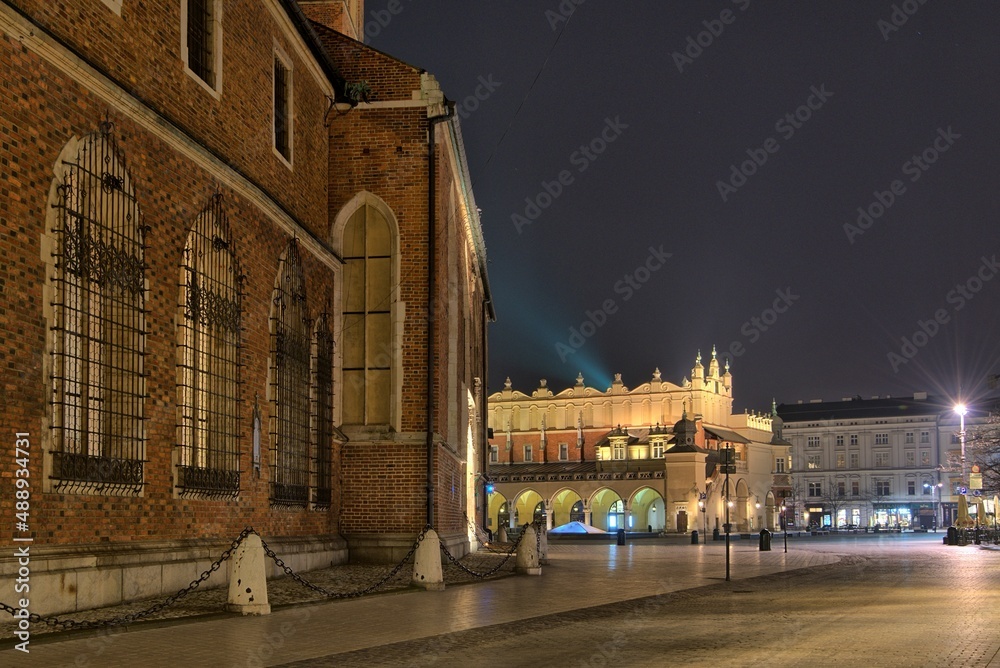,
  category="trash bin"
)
[691,530,699,544]
[946,526,958,546]
[759,529,772,551]
[616,528,626,546]
[712,527,720,541]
